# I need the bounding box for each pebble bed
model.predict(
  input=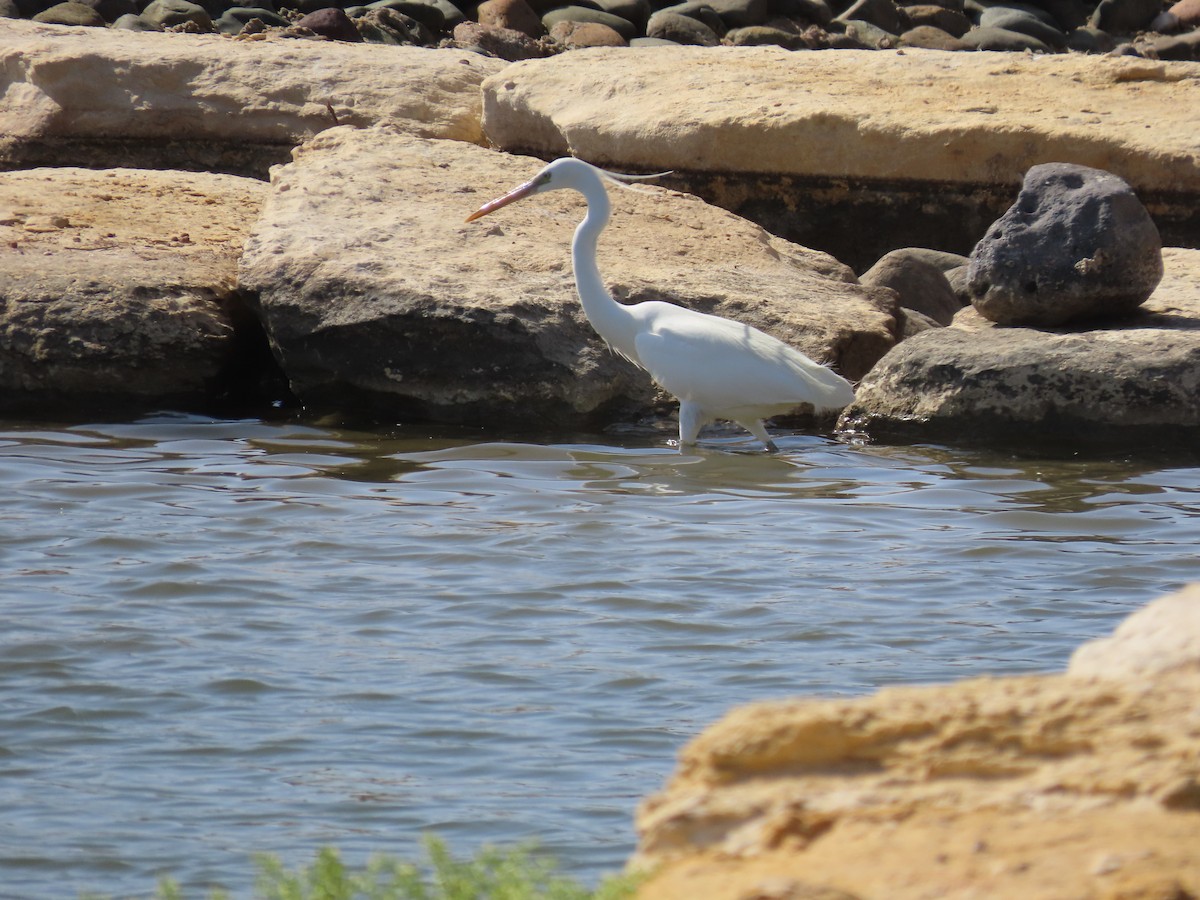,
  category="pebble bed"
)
[10,0,1200,61]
